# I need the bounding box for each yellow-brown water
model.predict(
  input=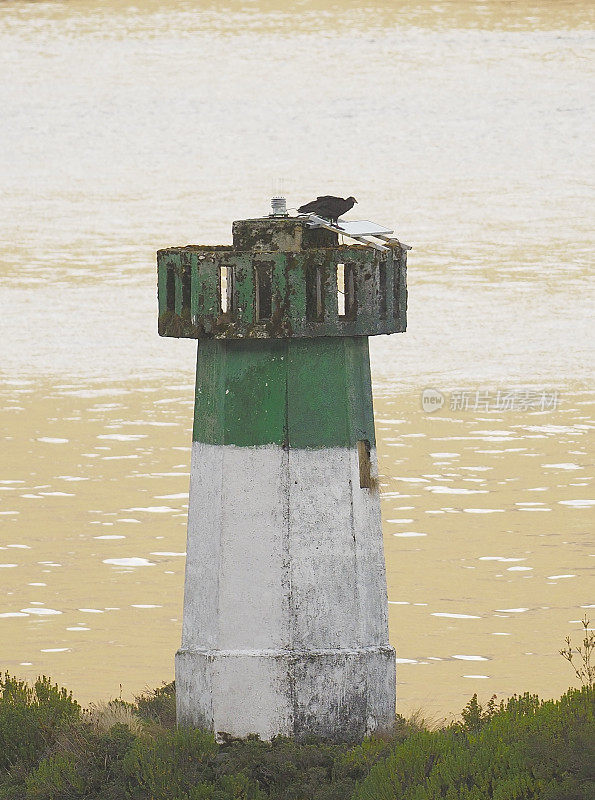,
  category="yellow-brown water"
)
[1,0,593,719]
